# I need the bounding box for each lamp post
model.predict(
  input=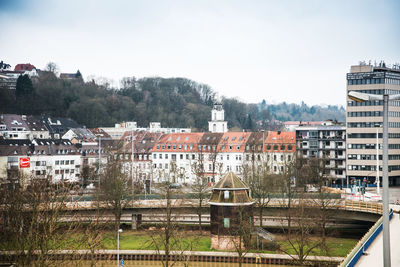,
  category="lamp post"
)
[375,125,381,195]
[117,228,123,267]
[348,91,400,267]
